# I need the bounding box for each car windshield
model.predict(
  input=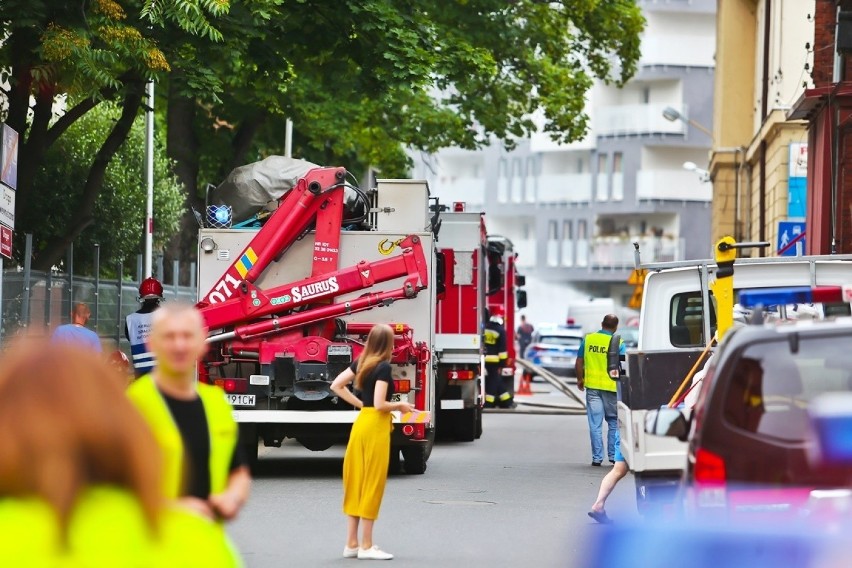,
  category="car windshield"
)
[723,333,852,442]
[538,335,581,347]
